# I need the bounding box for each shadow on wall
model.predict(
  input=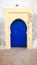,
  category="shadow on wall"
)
[0,18,5,46]
[32,13,37,48]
